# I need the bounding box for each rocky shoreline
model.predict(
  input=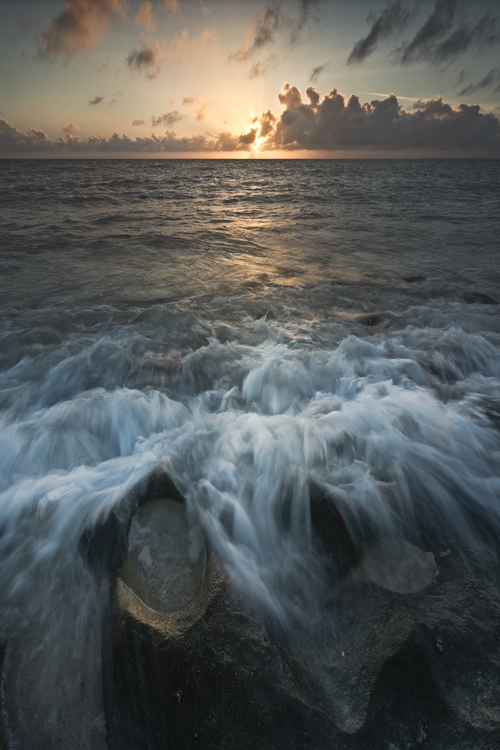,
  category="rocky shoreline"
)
[2,465,500,749]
